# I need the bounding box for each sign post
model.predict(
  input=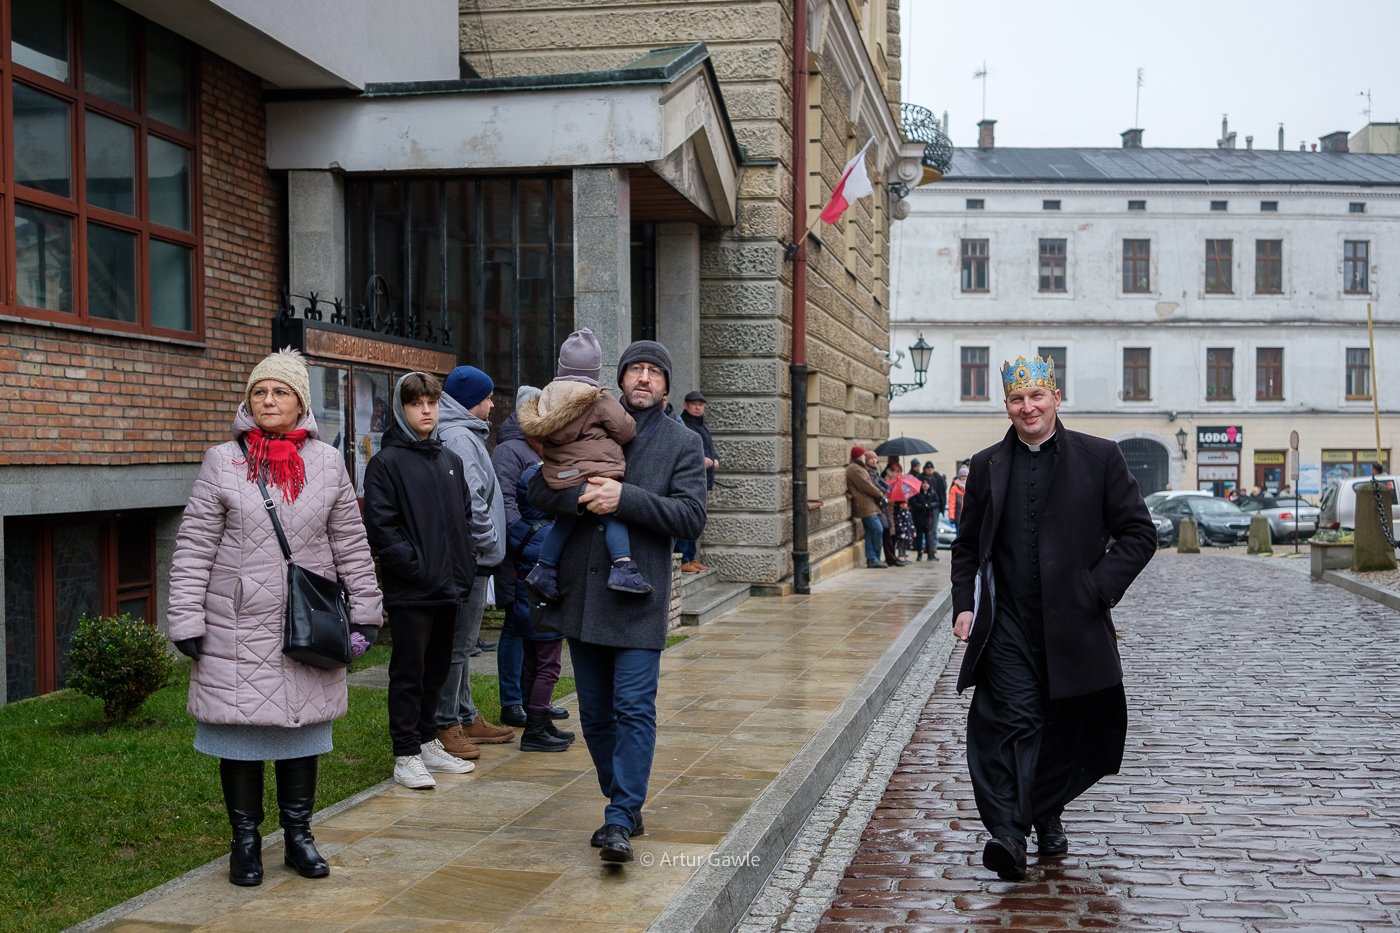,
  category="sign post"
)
[1290,430,1301,553]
